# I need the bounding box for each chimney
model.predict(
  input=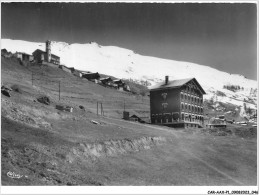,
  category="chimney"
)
[165,76,169,85]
